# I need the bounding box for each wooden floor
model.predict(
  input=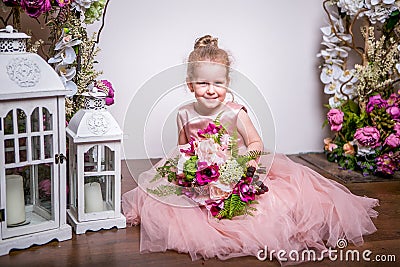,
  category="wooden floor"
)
[0,155,399,267]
